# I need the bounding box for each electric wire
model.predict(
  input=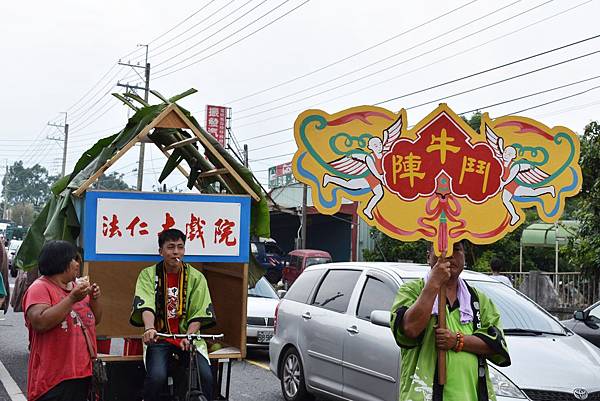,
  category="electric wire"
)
[234,0,594,129]
[153,0,311,79]
[224,0,481,105]
[233,0,556,121]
